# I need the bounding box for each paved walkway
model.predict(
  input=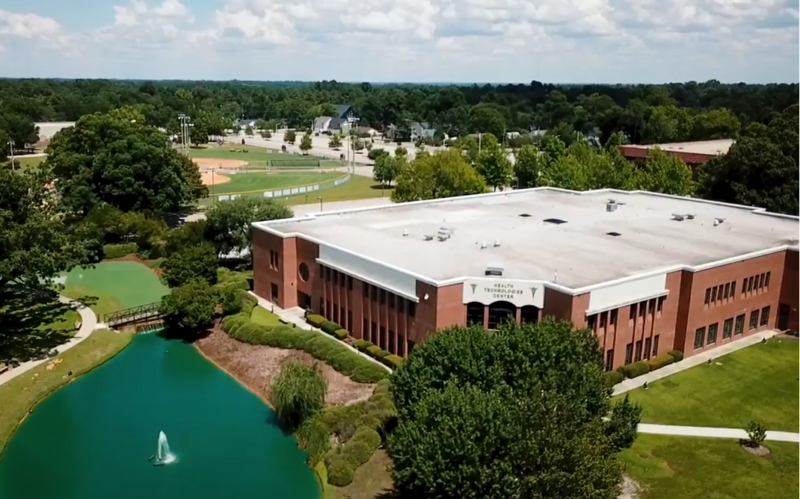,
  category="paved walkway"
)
[247,292,391,373]
[639,423,800,443]
[0,296,99,387]
[613,330,780,395]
